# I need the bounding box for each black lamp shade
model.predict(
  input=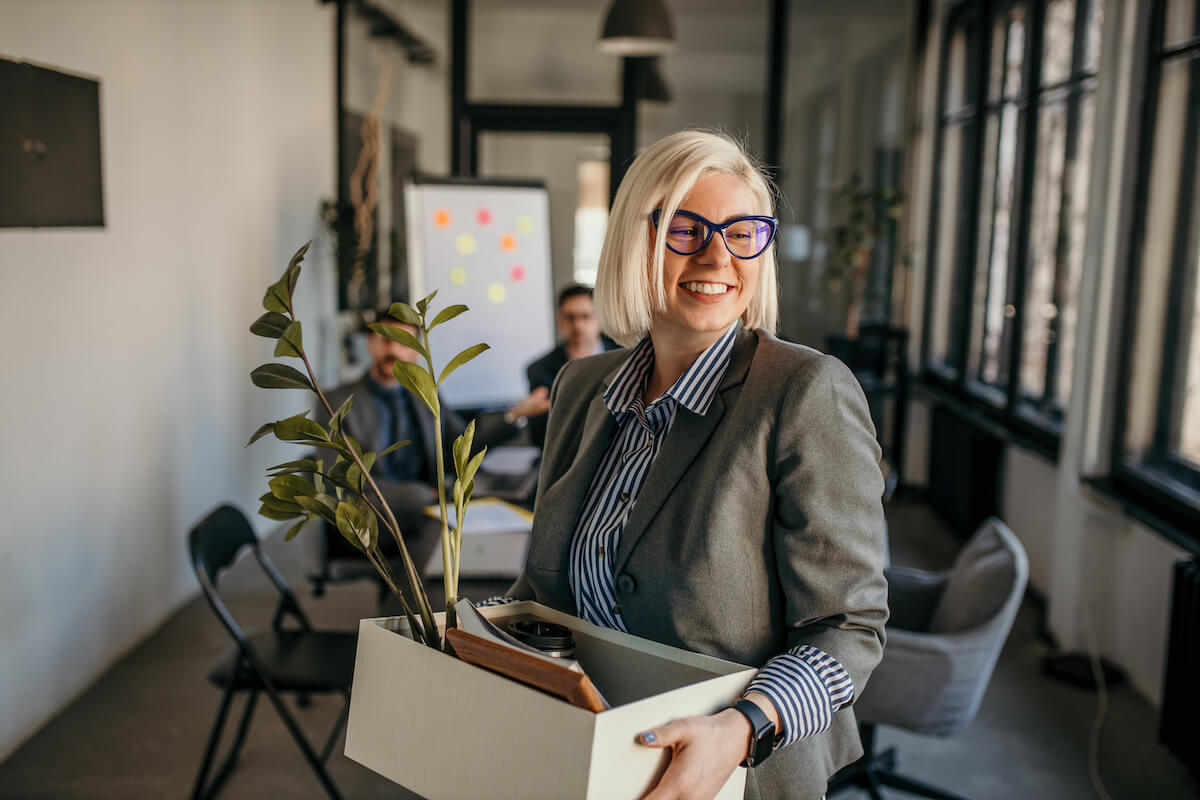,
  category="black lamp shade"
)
[598,0,676,56]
